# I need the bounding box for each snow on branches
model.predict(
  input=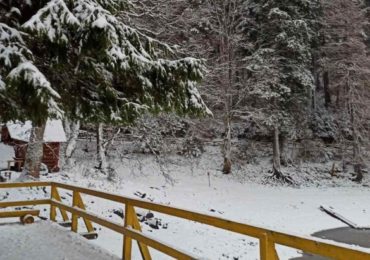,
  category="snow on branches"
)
[0,0,209,124]
[23,0,79,44]
[7,61,62,118]
[0,23,30,67]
